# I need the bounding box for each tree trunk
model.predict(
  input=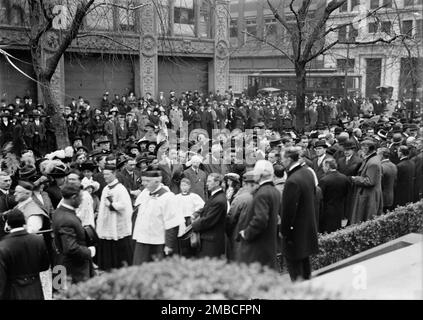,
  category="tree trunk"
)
[295,62,307,132]
[39,76,69,149]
